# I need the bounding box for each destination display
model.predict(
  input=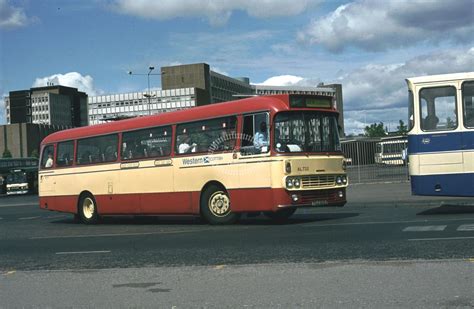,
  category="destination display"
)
[290,96,332,108]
